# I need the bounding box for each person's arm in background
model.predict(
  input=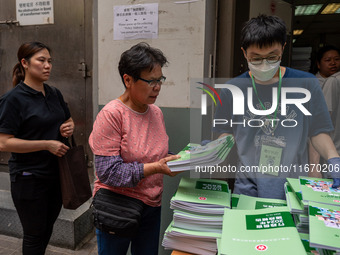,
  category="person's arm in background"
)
[310,133,340,188]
